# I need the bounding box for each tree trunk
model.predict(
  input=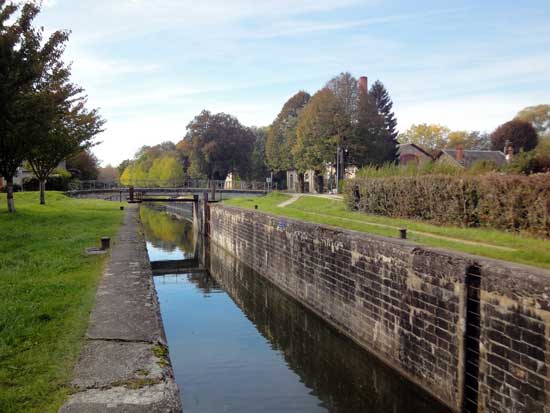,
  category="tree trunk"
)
[298,173,305,193]
[39,179,46,205]
[6,177,15,213]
